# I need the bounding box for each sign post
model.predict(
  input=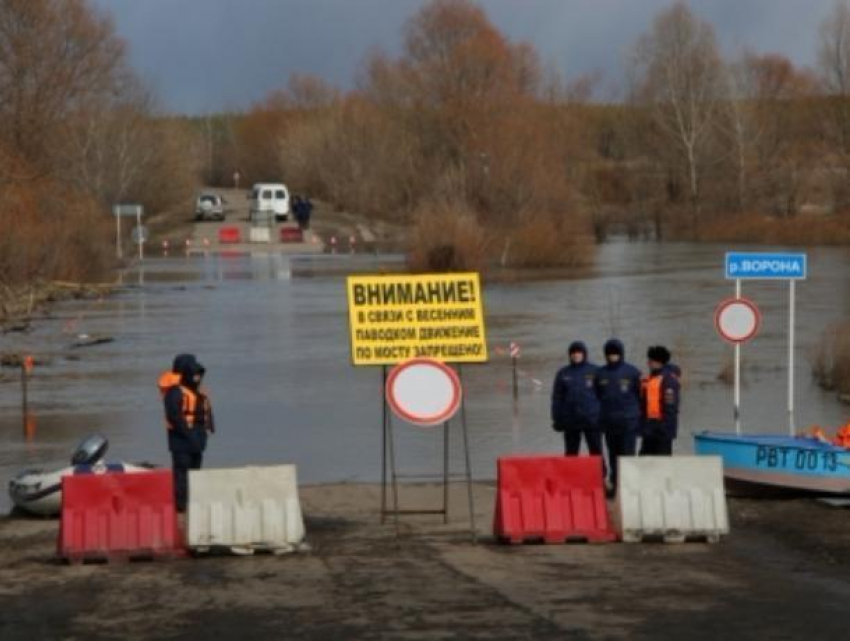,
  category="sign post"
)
[714,297,761,434]
[724,252,807,435]
[113,204,145,261]
[347,272,487,541]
